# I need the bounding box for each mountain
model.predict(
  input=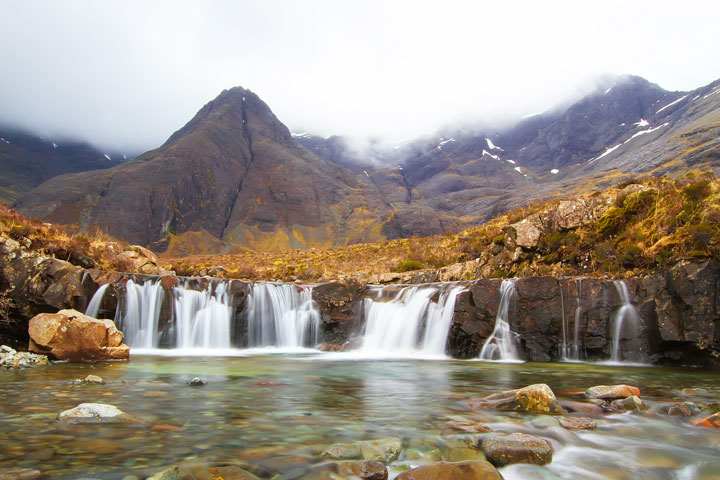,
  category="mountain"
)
[14,88,447,253]
[13,76,720,253]
[0,127,126,203]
